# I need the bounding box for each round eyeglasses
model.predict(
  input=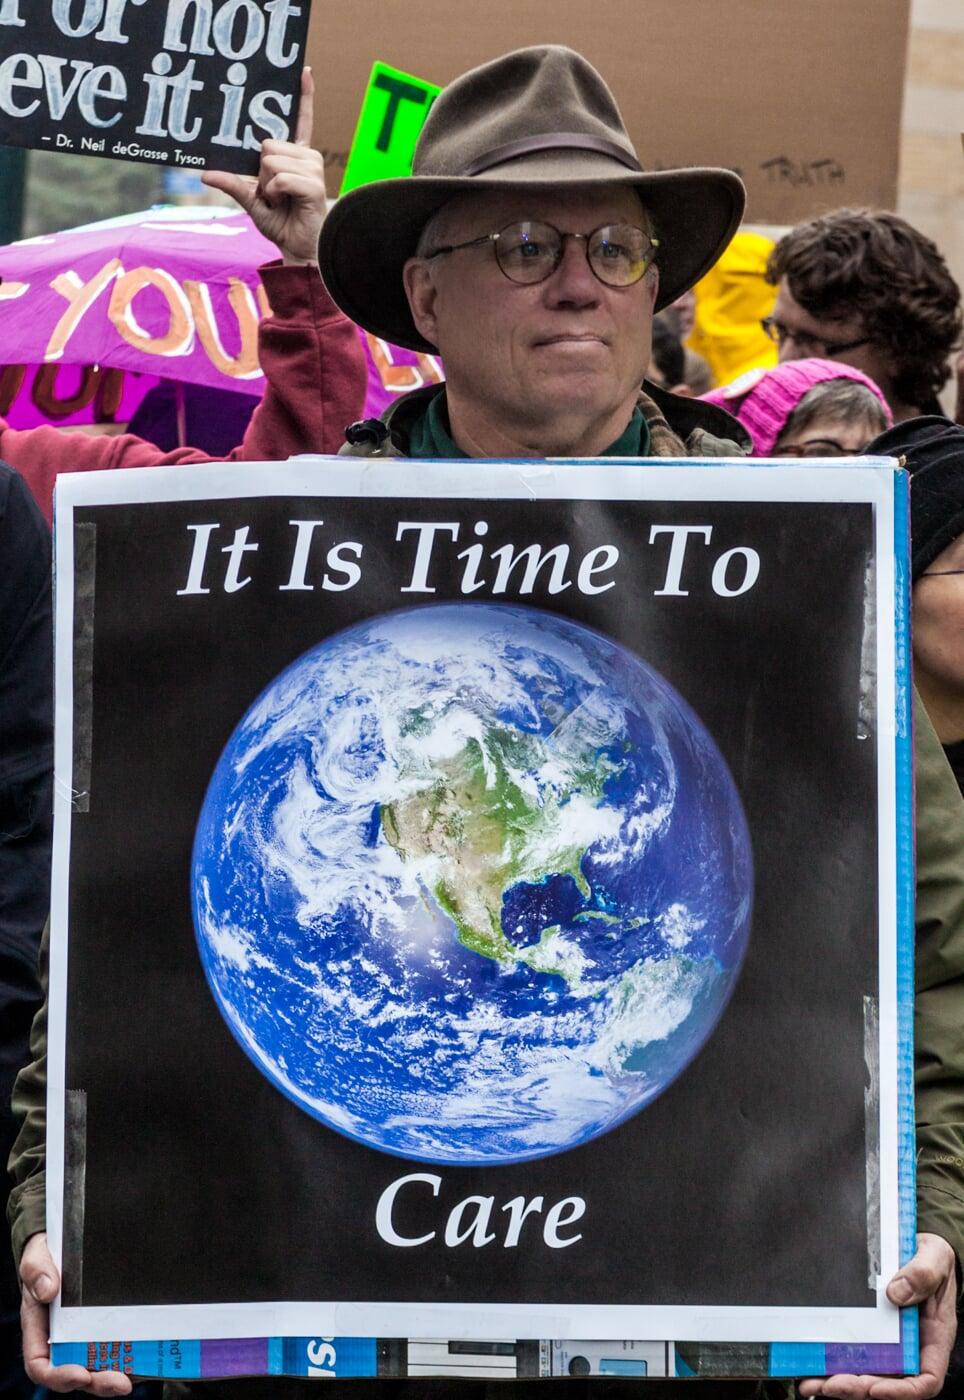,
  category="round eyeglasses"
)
[424,220,659,288]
